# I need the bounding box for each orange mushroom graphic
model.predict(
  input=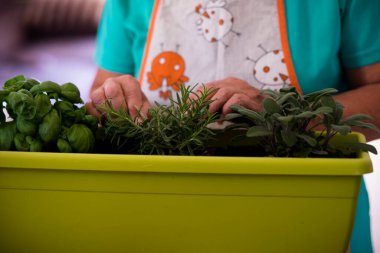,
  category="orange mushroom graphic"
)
[147,49,189,100]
